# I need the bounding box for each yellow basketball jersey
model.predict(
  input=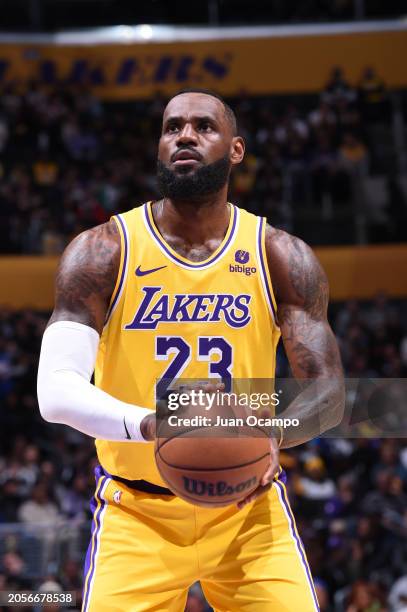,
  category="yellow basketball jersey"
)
[94,201,280,485]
